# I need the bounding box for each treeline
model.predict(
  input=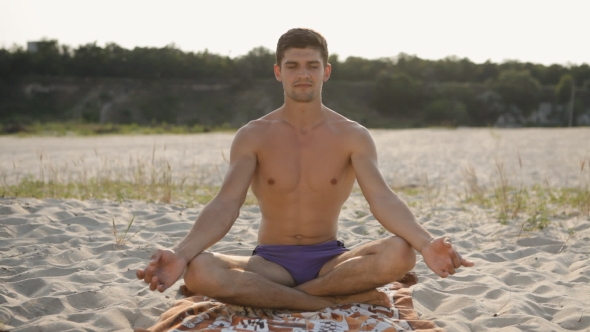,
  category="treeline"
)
[1,40,589,127]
